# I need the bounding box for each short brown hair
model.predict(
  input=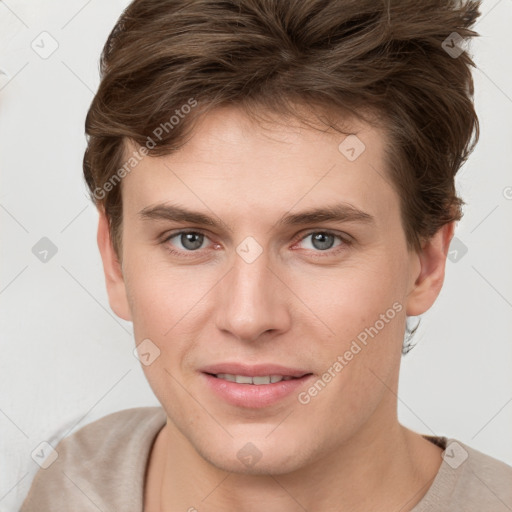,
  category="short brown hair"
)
[83,0,481,257]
